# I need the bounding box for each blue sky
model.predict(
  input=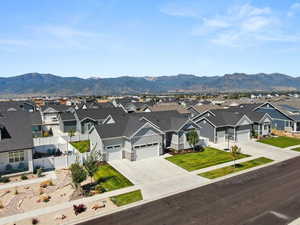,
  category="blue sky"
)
[1,0,300,78]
